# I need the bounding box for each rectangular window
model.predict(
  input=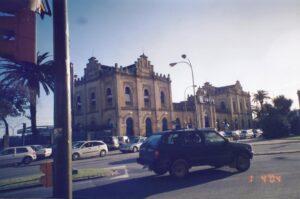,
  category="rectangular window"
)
[90,92,96,111]
[16,148,28,154]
